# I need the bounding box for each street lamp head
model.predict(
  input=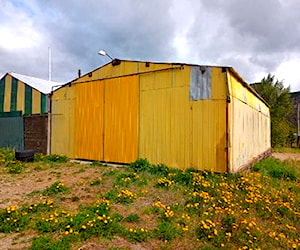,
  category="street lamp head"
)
[98,49,113,60]
[98,50,107,56]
